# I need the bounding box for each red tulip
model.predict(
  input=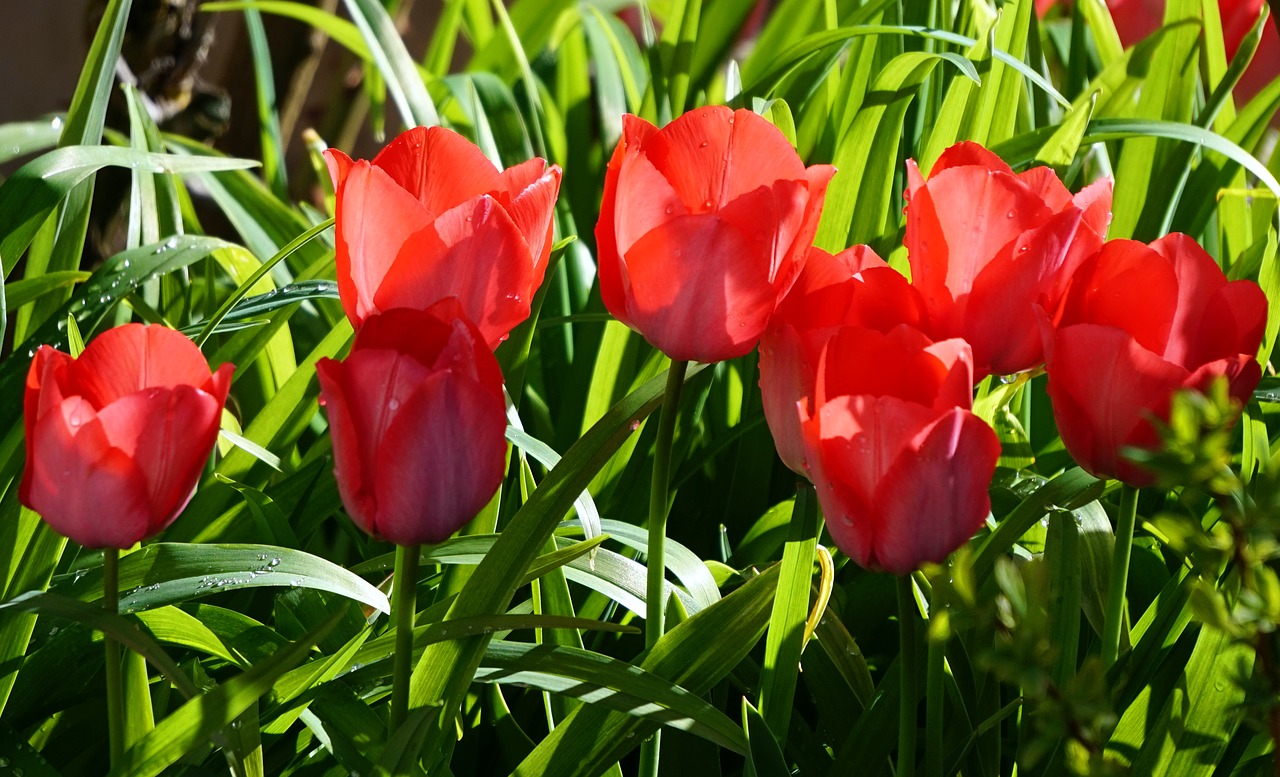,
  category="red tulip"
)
[759,245,932,475]
[325,126,562,349]
[1044,234,1267,485]
[905,141,1112,378]
[800,325,1001,574]
[316,300,507,545]
[20,325,233,549]
[596,106,836,362]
